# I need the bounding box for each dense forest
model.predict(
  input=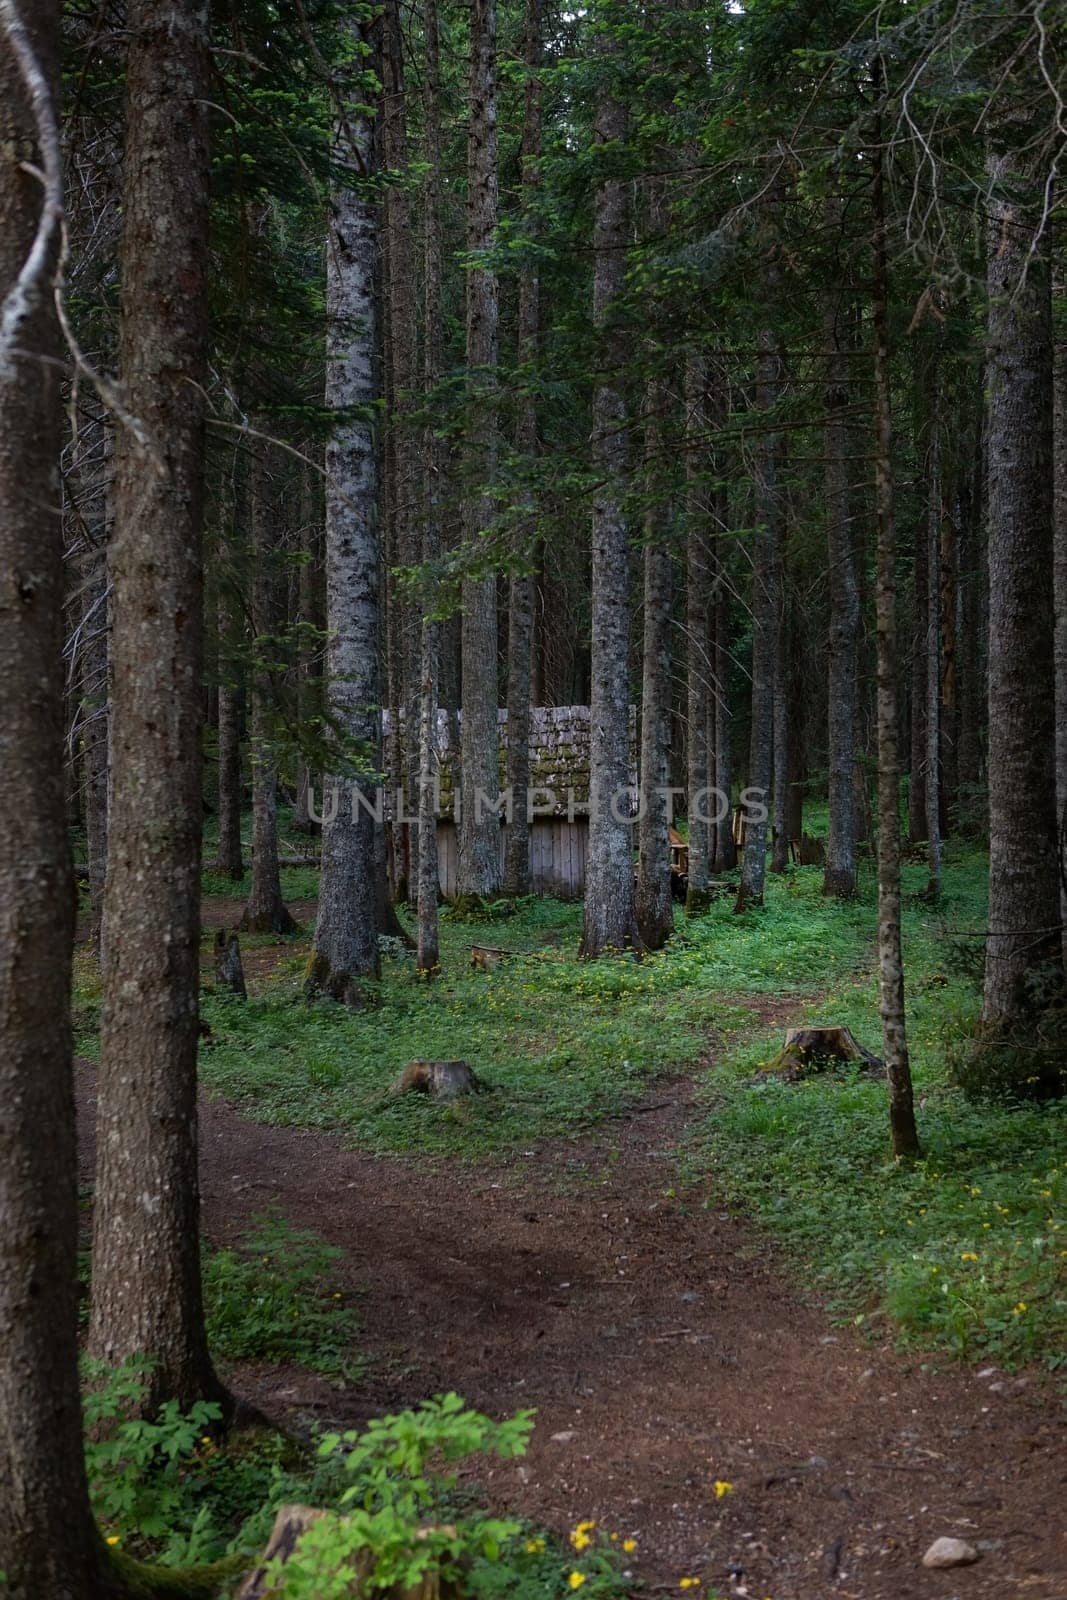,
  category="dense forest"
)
[0,1,1065,1597]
